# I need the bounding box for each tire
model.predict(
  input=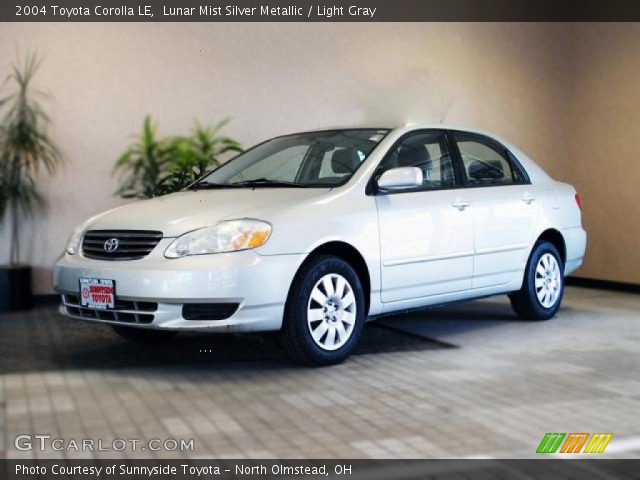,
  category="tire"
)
[280,255,365,366]
[111,325,178,342]
[509,241,564,320]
